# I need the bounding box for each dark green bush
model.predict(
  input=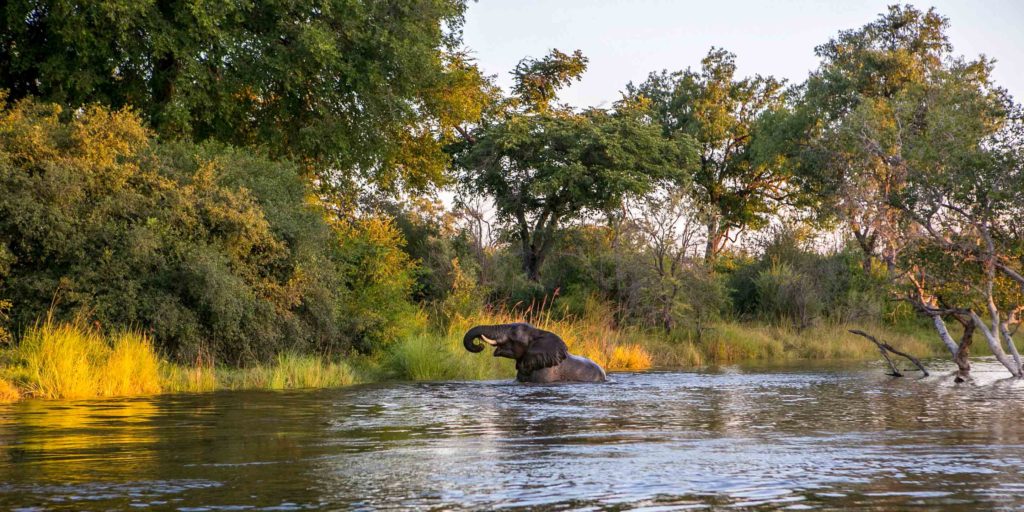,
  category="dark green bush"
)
[0,98,418,363]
